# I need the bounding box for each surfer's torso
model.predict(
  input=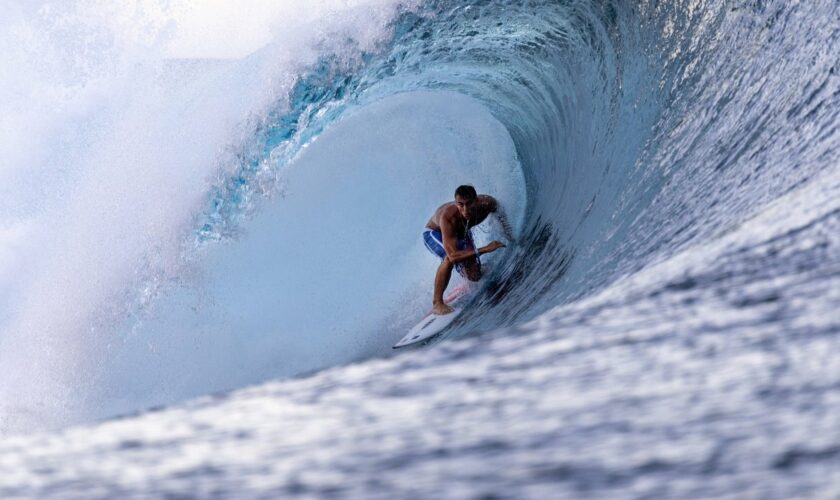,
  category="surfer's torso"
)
[426,194,496,236]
